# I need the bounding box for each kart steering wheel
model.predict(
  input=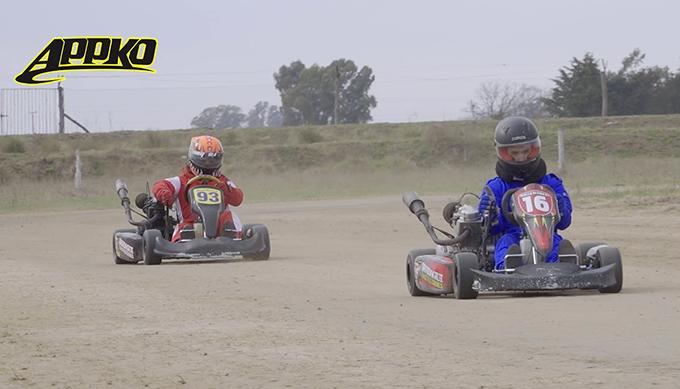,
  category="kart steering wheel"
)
[500,188,520,226]
[183,174,223,203]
